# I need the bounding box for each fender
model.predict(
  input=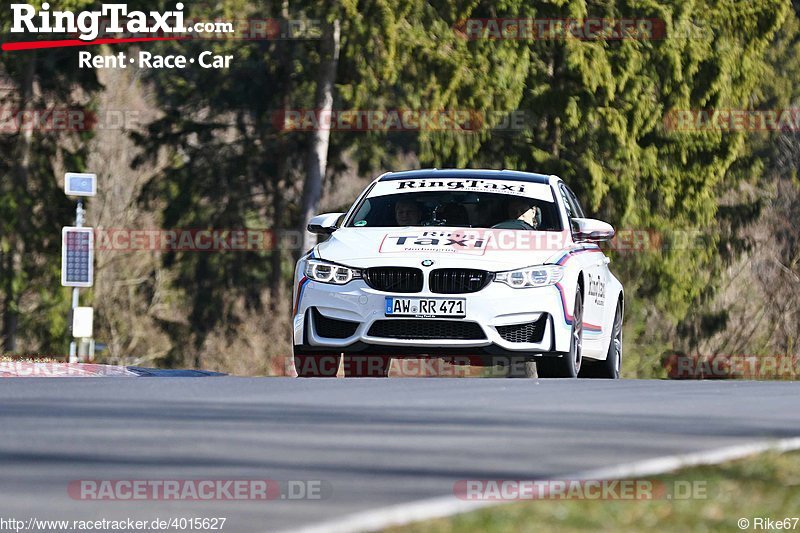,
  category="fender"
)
[598,273,624,360]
